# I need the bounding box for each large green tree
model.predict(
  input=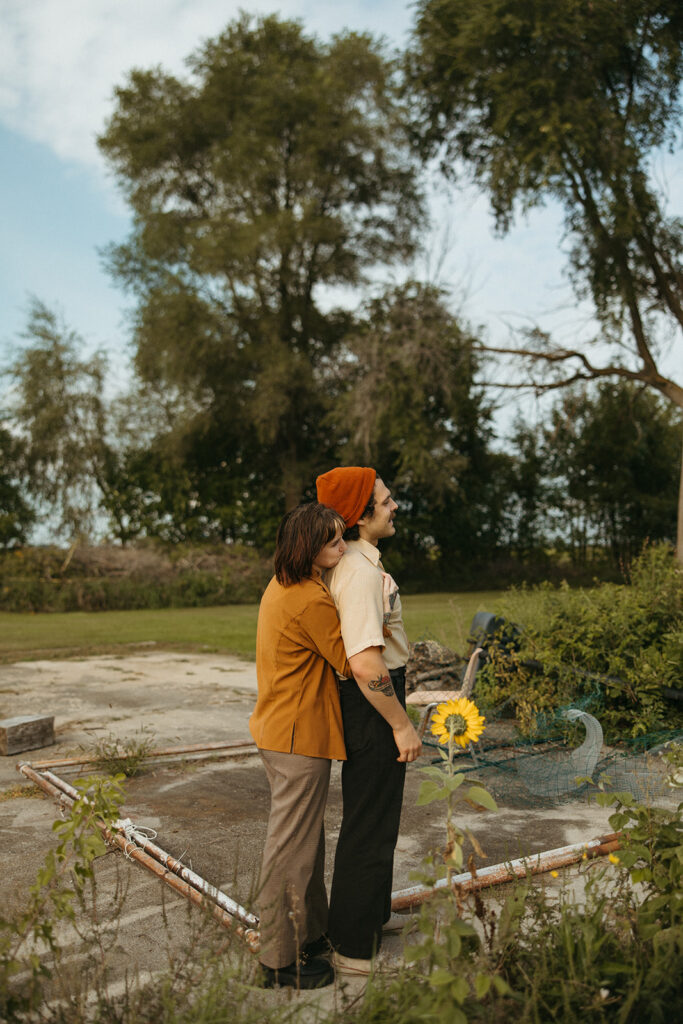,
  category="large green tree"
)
[543,381,681,564]
[8,302,110,540]
[409,0,683,560]
[98,14,424,532]
[6,301,143,545]
[0,426,33,547]
[498,419,549,559]
[332,281,505,573]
